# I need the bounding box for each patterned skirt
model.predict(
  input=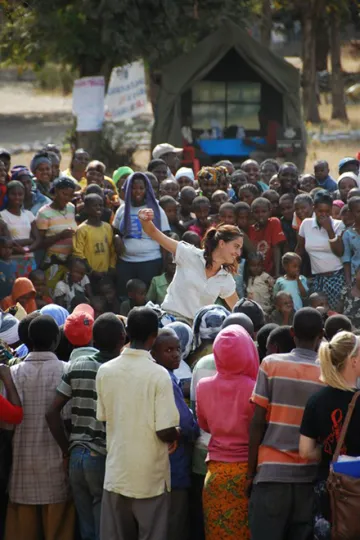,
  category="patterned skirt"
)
[203,461,250,540]
[311,269,345,311]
